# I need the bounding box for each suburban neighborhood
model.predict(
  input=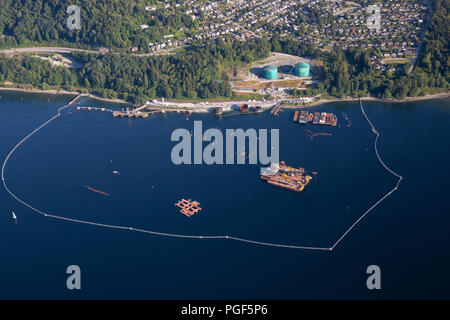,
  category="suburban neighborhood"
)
[143,0,429,70]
